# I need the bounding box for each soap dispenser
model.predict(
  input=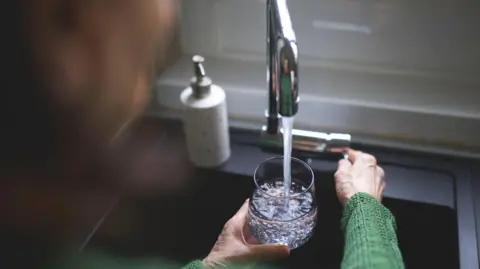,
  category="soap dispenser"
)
[180,55,231,168]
